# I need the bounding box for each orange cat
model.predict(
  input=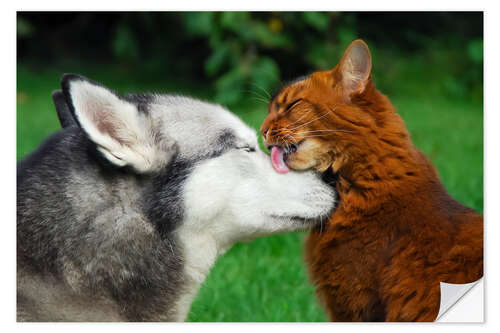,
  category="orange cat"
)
[260,40,483,321]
